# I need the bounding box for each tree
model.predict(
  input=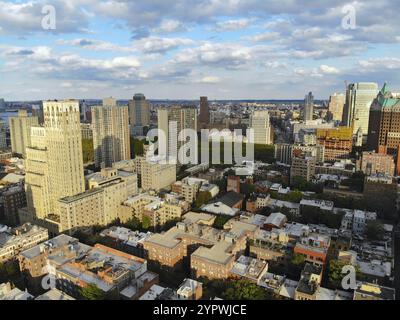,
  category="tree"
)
[80,283,105,300]
[0,260,20,282]
[194,191,212,209]
[328,259,363,289]
[223,280,269,300]
[142,215,152,230]
[213,215,231,230]
[291,253,305,266]
[123,217,142,231]
[365,221,385,241]
[82,138,94,164]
